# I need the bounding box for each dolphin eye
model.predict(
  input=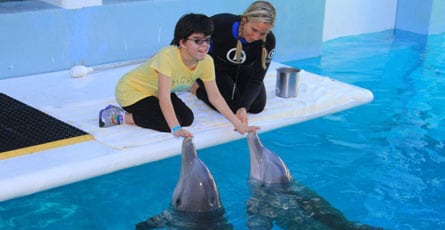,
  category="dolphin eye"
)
[175,198,181,206]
